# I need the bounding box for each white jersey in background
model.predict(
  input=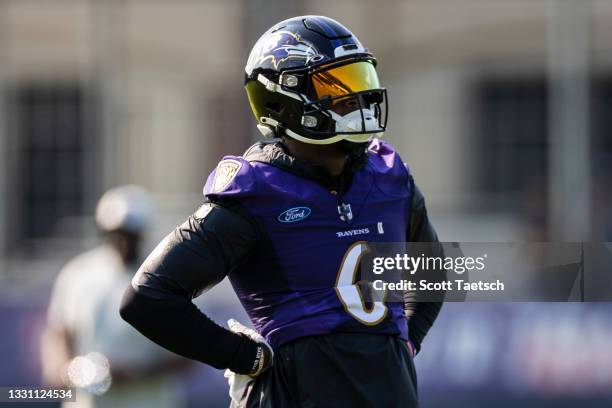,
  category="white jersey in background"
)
[47,245,184,408]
